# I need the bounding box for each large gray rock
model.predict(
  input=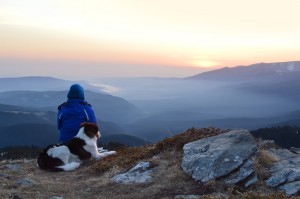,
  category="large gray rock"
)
[265,149,300,195]
[181,129,257,183]
[112,162,154,184]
